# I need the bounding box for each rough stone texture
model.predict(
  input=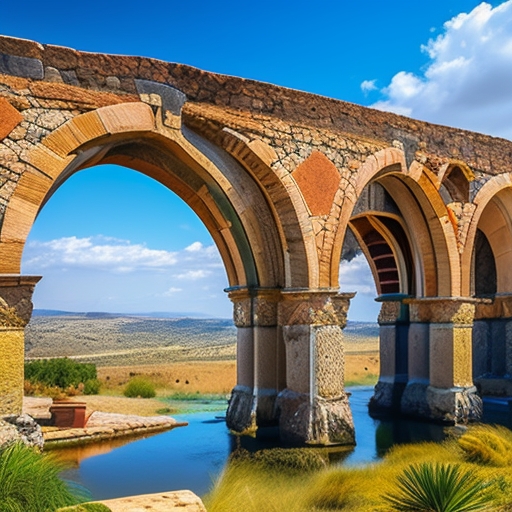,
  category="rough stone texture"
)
[226,386,256,433]
[0,329,24,414]
[426,386,482,424]
[0,414,44,449]
[276,389,354,445]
